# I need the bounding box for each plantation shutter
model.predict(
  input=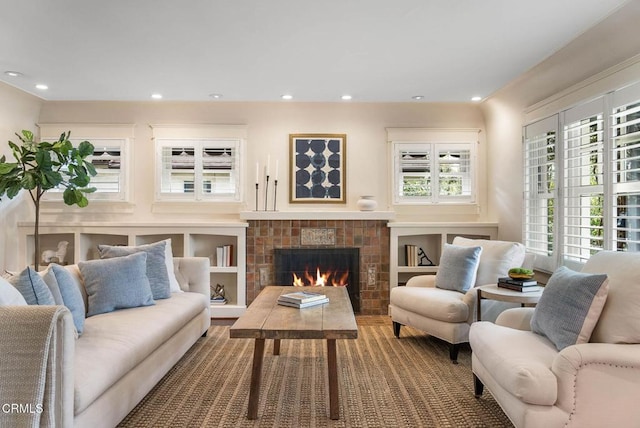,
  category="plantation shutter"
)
[562,98,605,267]
[523,115,558,272]
[611,82,640,252]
